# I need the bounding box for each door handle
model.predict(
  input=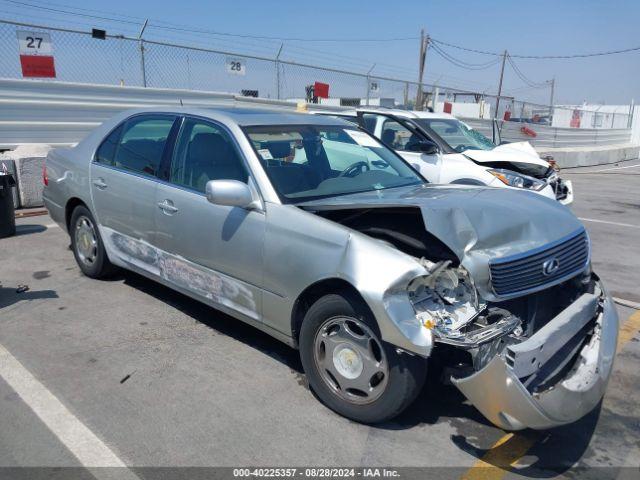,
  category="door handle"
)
[157,200,178,214]
[92,178,107,190]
